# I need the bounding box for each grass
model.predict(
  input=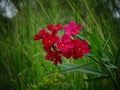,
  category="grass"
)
[0,0,120,90]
